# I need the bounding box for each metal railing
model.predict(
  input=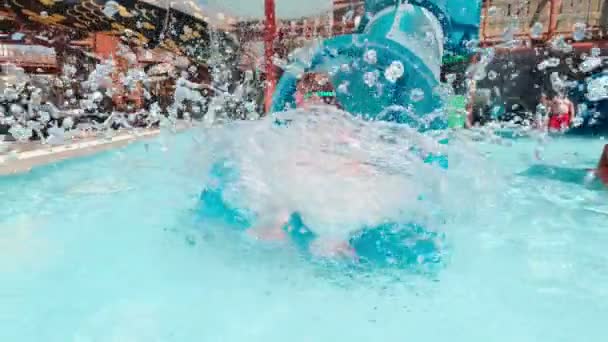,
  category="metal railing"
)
[0,44,57,68]
[480,0,607,45]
